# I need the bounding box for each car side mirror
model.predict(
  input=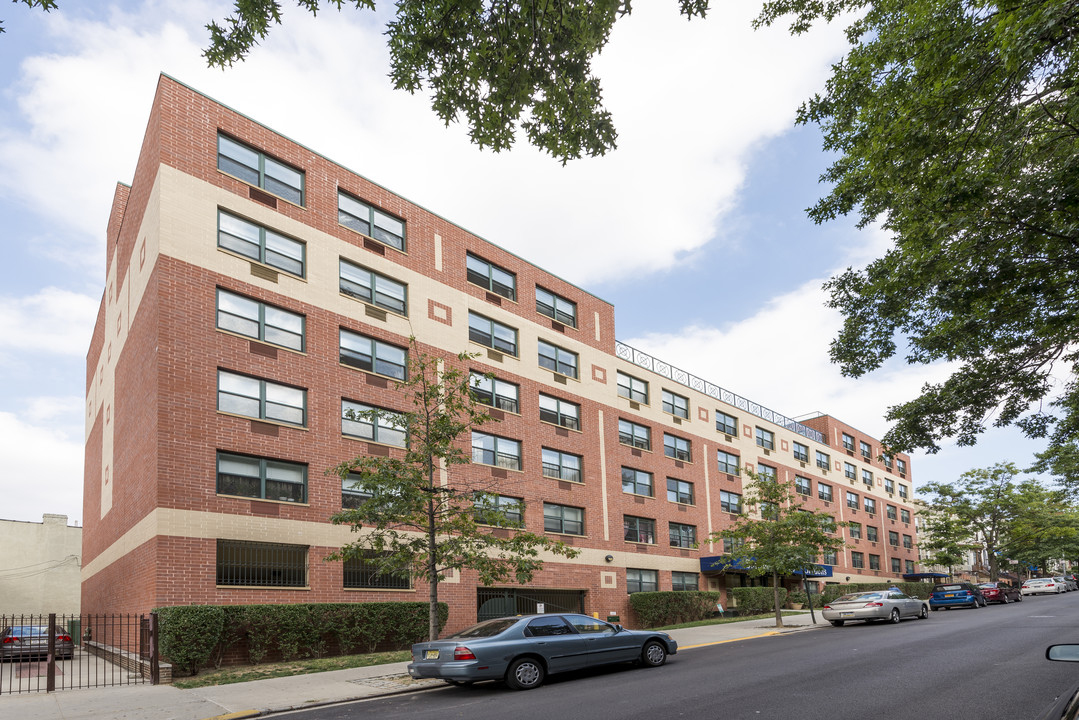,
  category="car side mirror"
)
[1048,645,1079,662]
[615,624,623,632]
